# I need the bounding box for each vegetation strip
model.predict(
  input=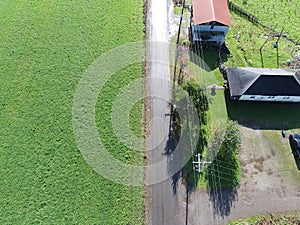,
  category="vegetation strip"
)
[229,212,300,224]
